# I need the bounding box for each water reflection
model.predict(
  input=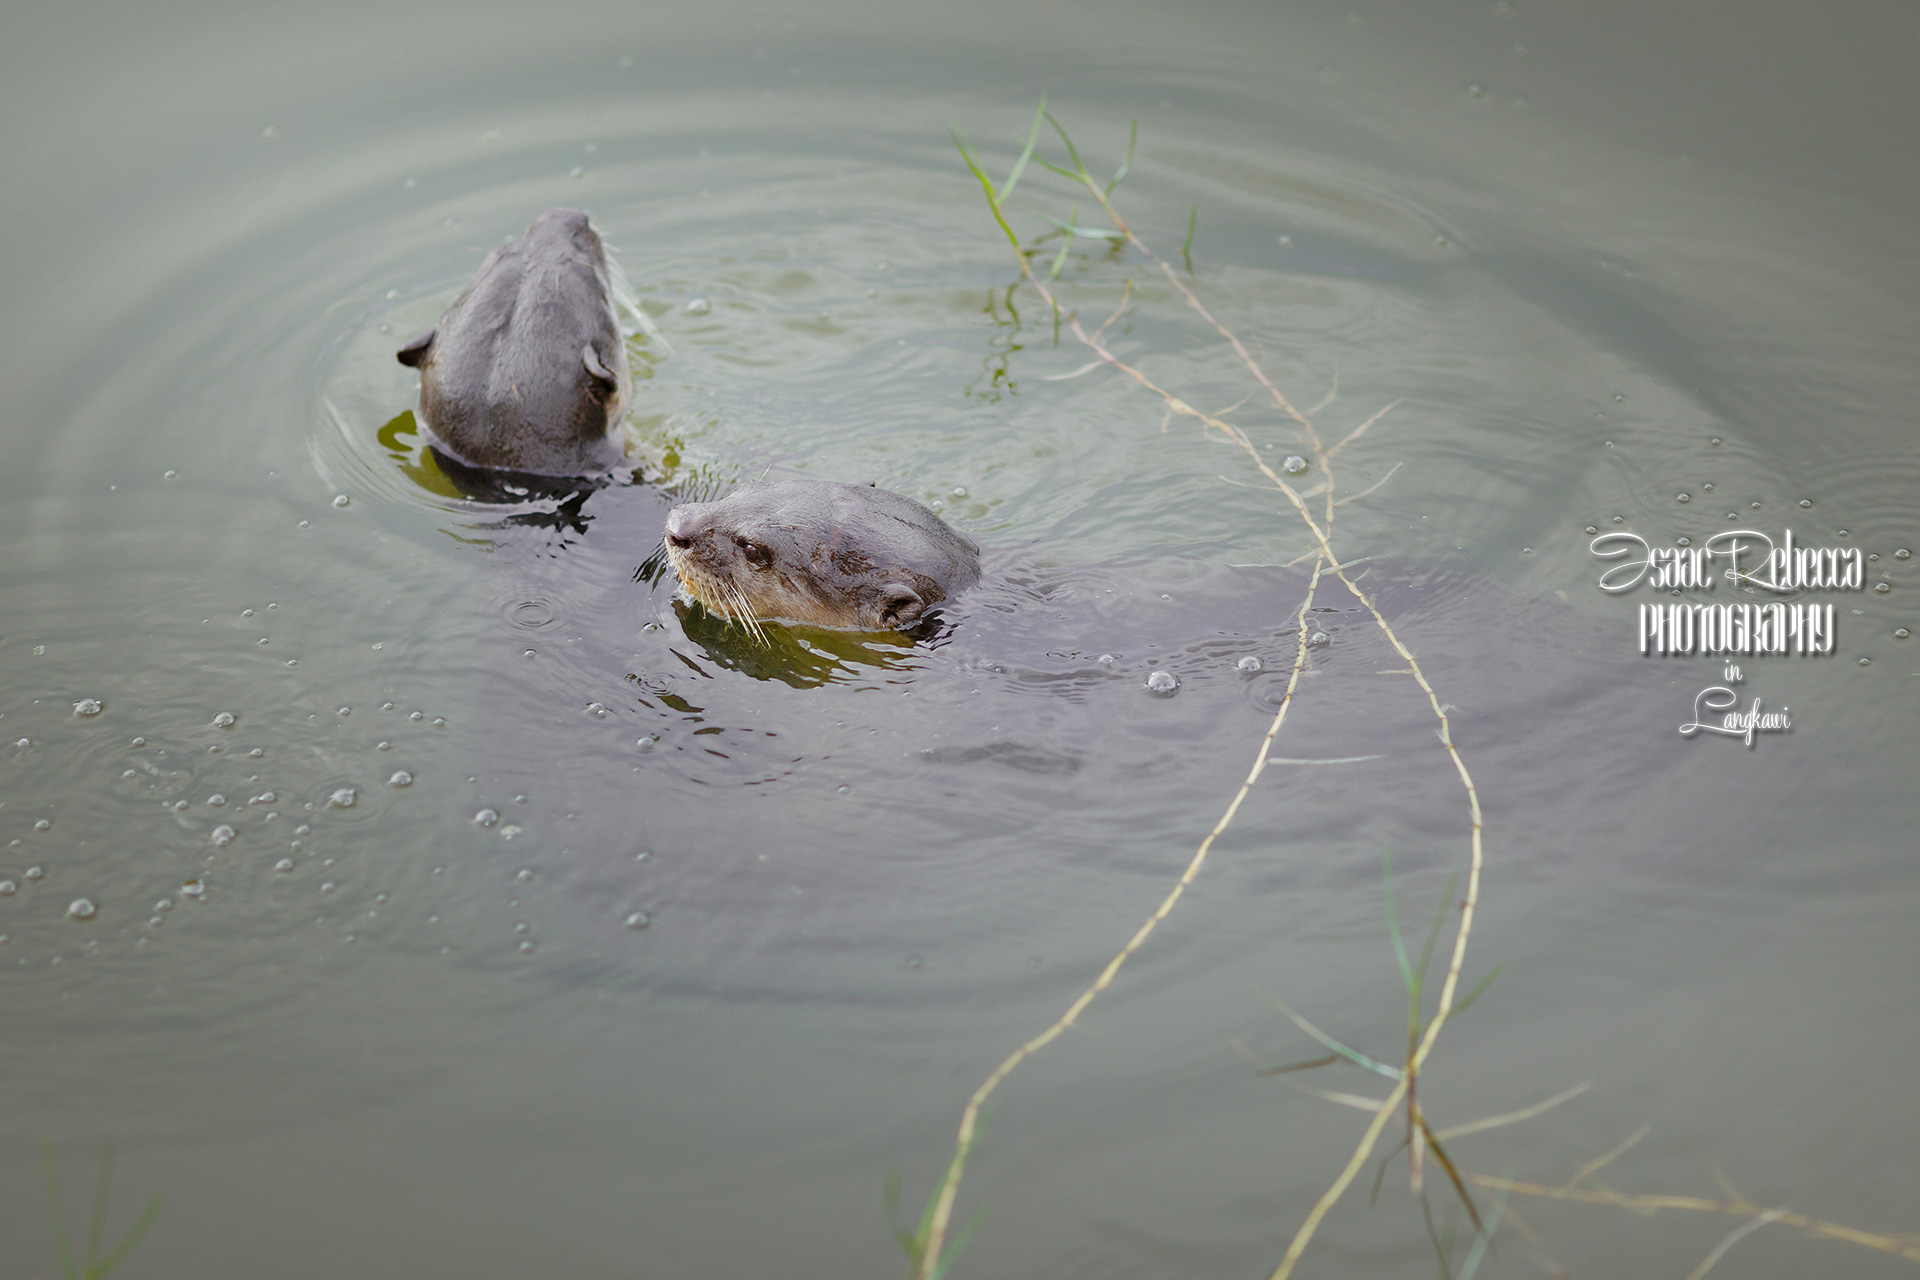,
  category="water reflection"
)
[671,598,924,688]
